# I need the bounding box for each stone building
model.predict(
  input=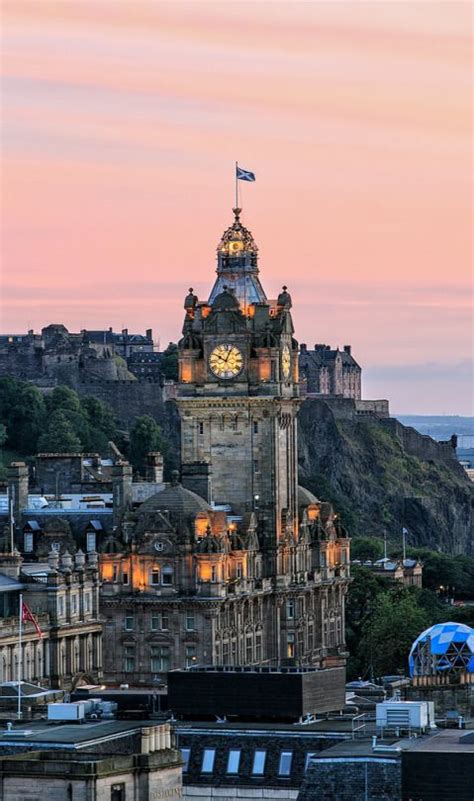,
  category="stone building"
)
[299,343,361,399]
[0,548,102,690]
[100,208,350,684]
